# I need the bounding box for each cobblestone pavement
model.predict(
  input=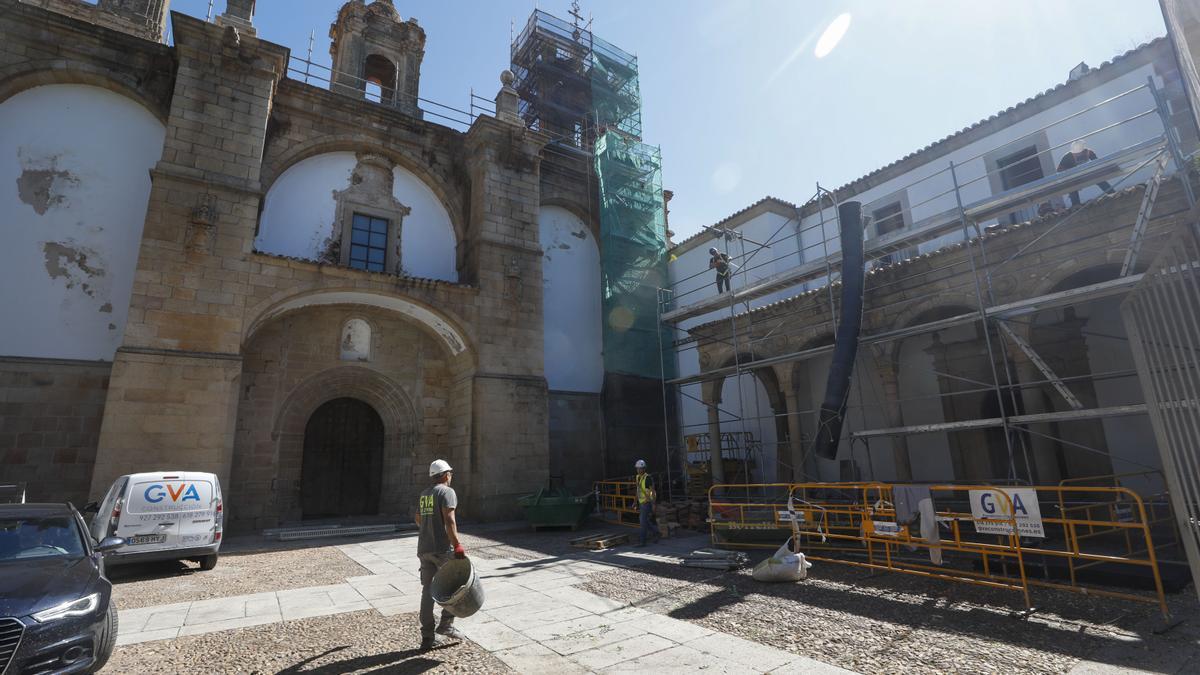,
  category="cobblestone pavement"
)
[107,609,511,674]
[110,545,369,610]
[107,523,1200,673]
